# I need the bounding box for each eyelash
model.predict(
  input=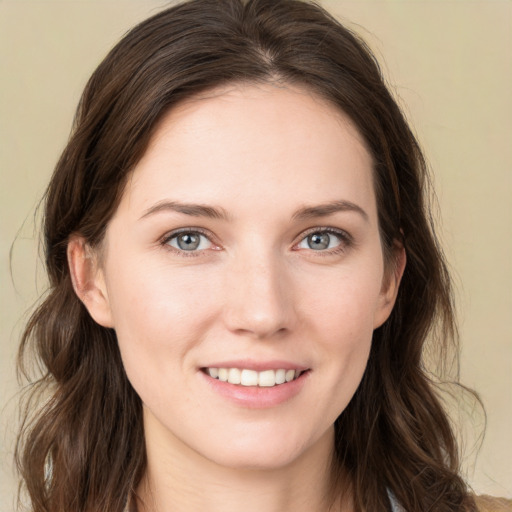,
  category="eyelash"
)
[160,226,353,257]
[160,227,216,258]
[295,227,353,256]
